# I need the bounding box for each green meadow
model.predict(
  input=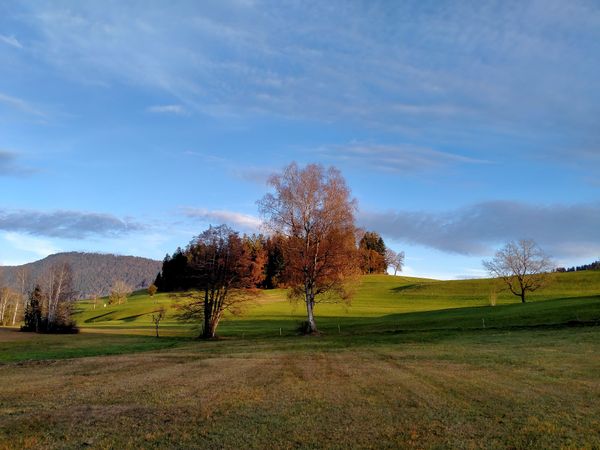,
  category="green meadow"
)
[1,271,599,449]
[72,271,600,339]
